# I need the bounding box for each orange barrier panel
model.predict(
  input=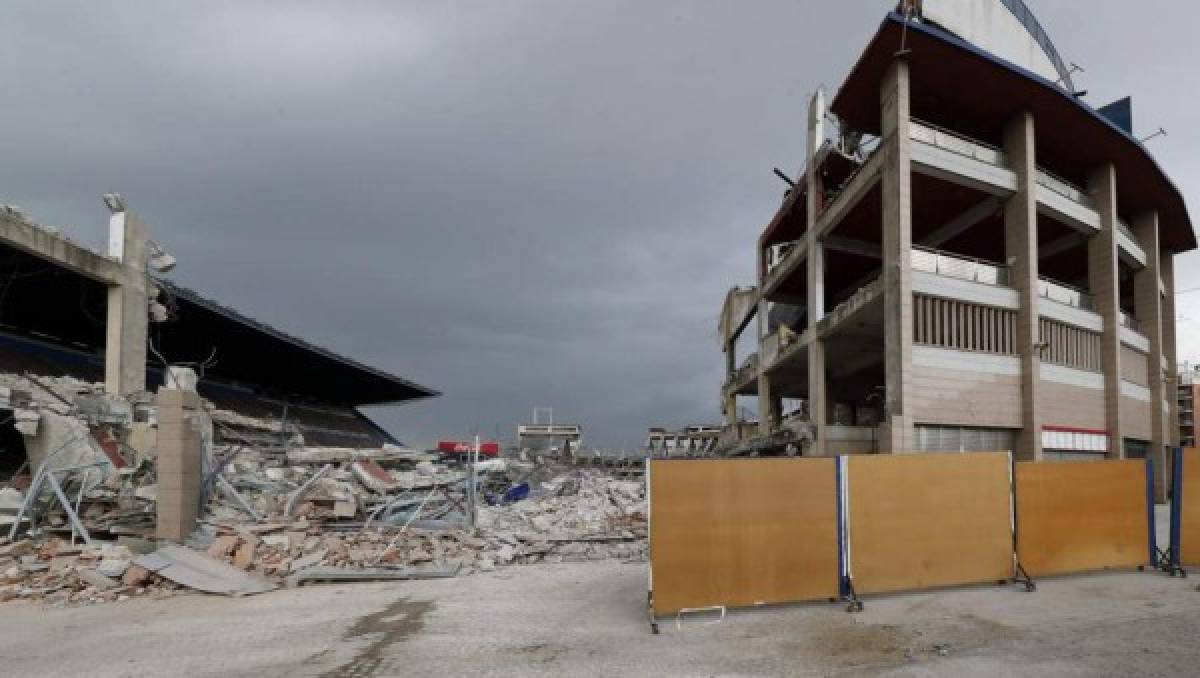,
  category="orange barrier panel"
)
[1015,459,1151,577]
[648,458,839,617]
[846,451,1013,595]
[1173,449,1200,565]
